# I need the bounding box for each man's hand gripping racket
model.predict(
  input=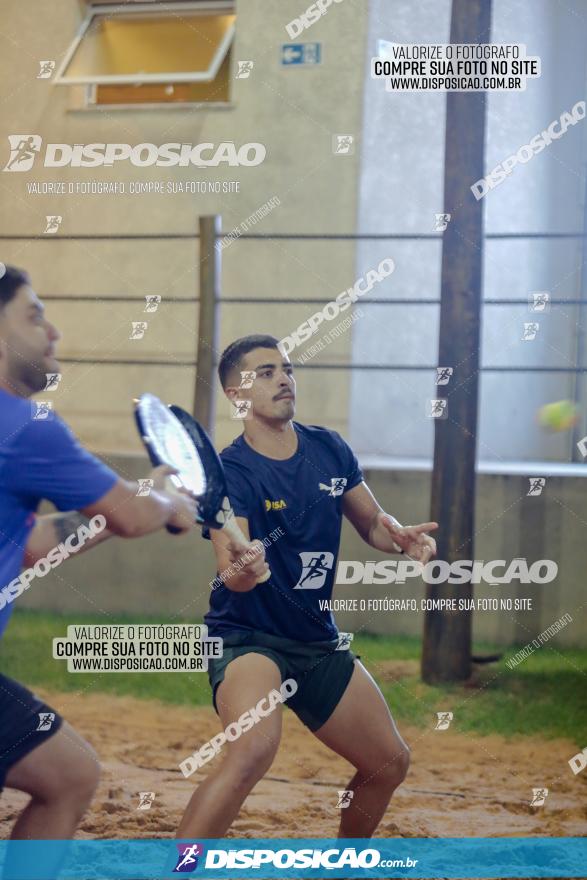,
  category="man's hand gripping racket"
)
[134,394,270,584]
